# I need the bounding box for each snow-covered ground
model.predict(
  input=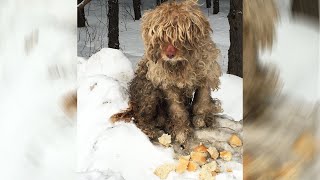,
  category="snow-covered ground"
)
[77,48,243,180]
